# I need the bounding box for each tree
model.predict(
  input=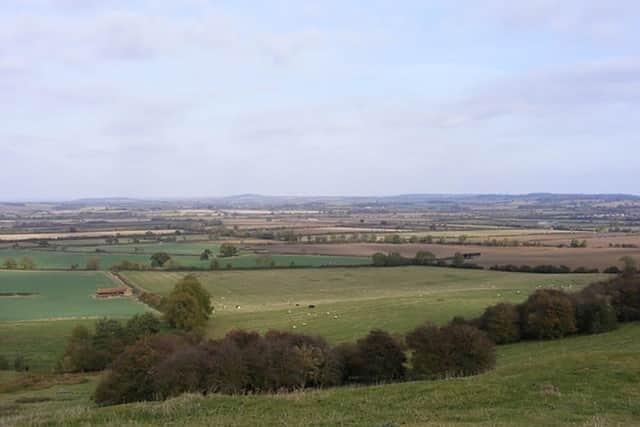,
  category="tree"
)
[480,303,521,344]
[406,324,495,379]
[619,256,638,278]
[94,335,185,406]
[354,330,406,383]
[86,257,100,270]
[519,289,576,340]
[2,258,17,269]
[414,251,436,266]
[451,252,465,267]
[219,243,238,257]
[164,275,213,331]
[19,256,35,270]
[57,325,103,372]
[210,258,220,270]
[125,313,161,341]
[150,252,171,268]
[200,249,212,260]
